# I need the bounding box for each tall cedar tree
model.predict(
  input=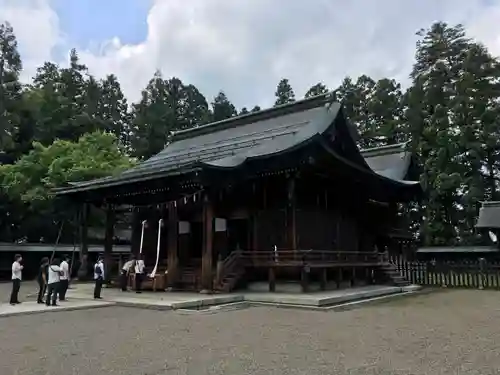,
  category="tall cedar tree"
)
[0,22,22,152]
[131,73,210,159]
[274,78,296,106]
[305,83,328,98]
[211,91,237,122]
